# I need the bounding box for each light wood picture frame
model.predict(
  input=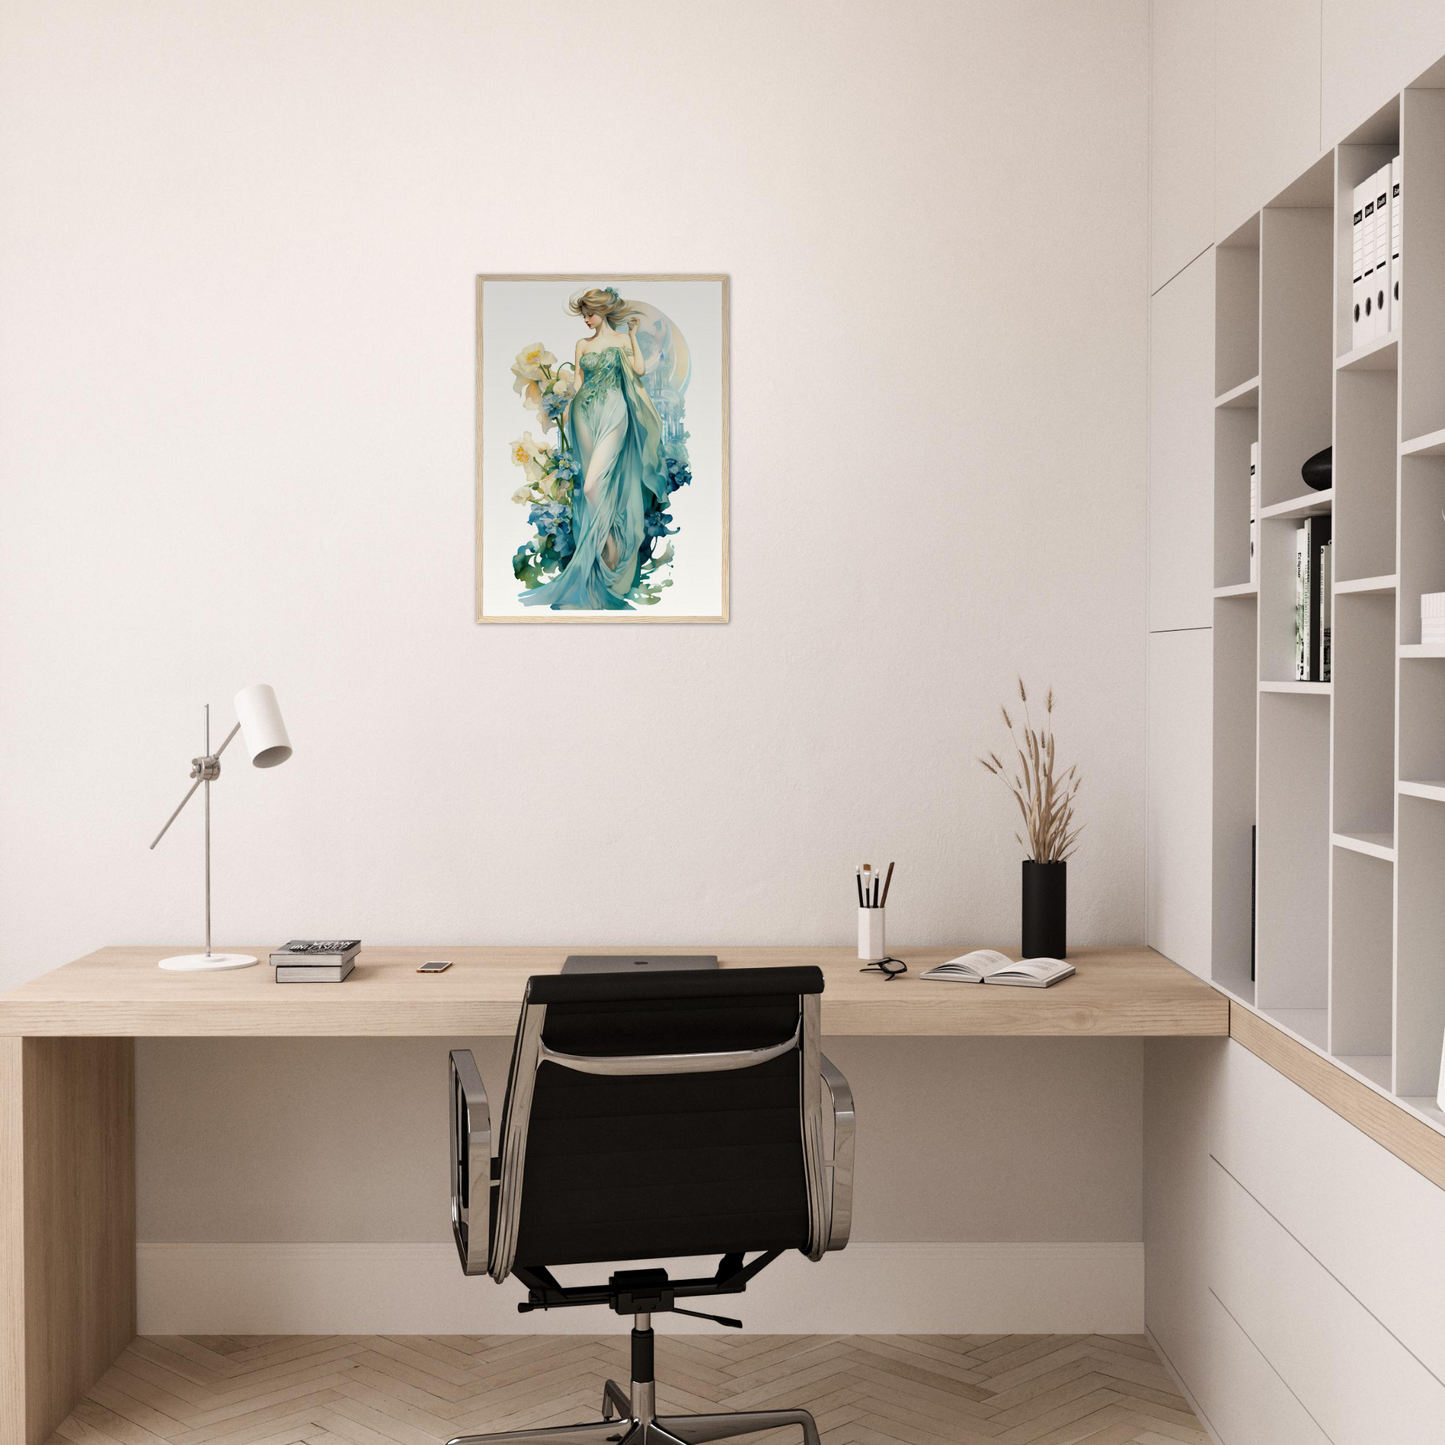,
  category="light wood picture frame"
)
[475,274,729,623]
